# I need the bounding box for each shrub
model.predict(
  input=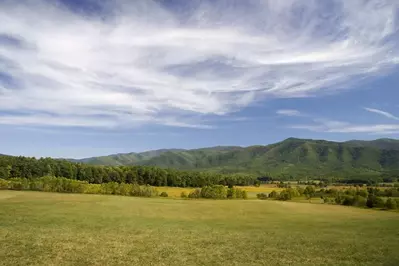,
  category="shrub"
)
[84,184,101,194]
[296,186,305,195]
[385,198,397,209]
[101,182,120,195]
[375,197,386,208]
[241,190,248,199]
[304,186,315,199]
[160,192,168,197]
[353,195,367,207]
[278,191,292,201]
[180,191,188,198]
[119,183,131,196]
[367,195,385,208]
[356,189,368,198]
[140,185,158,197]
[268,190,279,198]
[256,193,268,200]
[188,188,201,198]
[228,187,247,199]
[342,195,355,206]
[323,197,334,204]
[227,187,237,199]
[200,185,227,199]
[0,178,9,189]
